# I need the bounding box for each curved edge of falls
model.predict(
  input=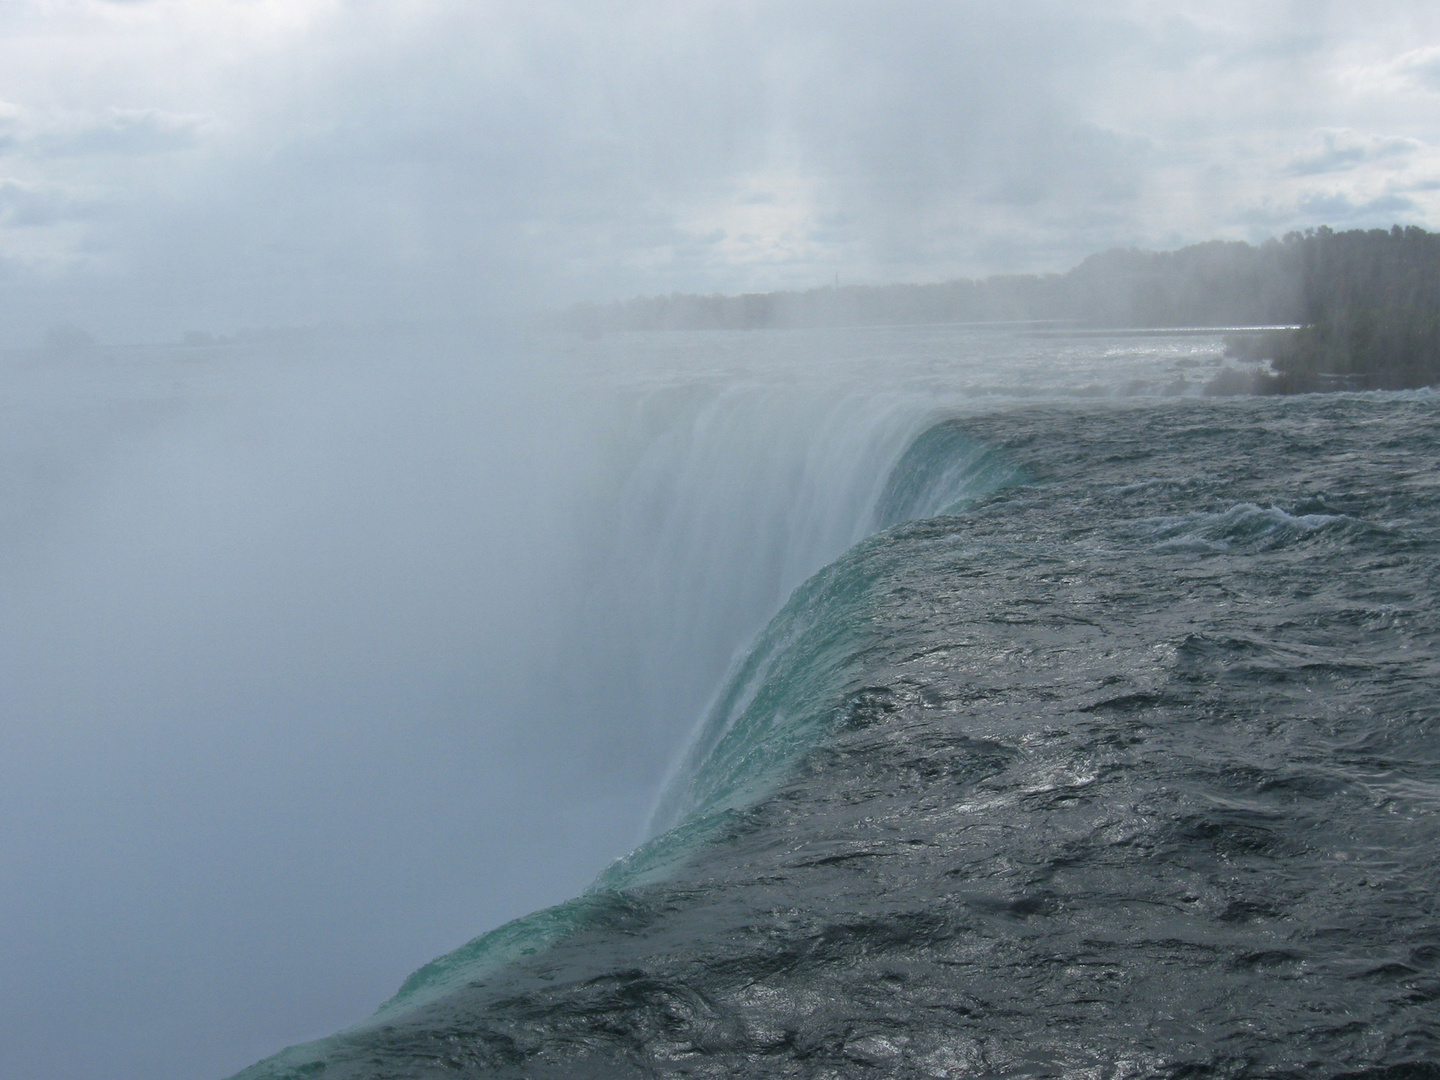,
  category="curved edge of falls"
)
[227,419,1023,1080]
